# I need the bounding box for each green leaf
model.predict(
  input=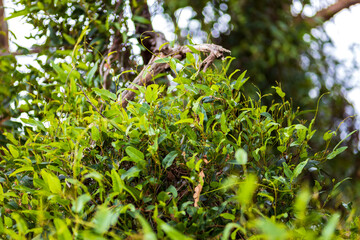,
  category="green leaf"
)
[169,58,177,71]
[255,218,288,240]
[186,45,200,54]
[9,166,34,177]
[51,60,67,82]
[291,160,308,183]
[72,194,91,213]
[145,84,159,103]
[122,166,142,180]
[111,169,124,193]
[220,112,229,133]
[234,71,248,90]
[41,169,62,194]
[93,87,117,101]
[92,206,116,235]
[37,2,44,10]
[235,148,247,165]
[282,162,292,179]
[272,86,285,98]
[54,218,72,240]
[4,132,18,145]
[277,146,286,153]
[220,213,235,221]
[327,146,348,160]
[237,174,257,206]
[294,188,311,220]
[333,130,357,150]
[86,61,99,84]
[221,223,246,240]
[154,57,171,64]
[323,130,335,141]
[21,118,46,132]
[0,184,4,203]
[174,118,194,125]
[125,146,145,164]
[321,213,340,240]
[136,214,157,240]
[11,213,28,234]
[162,151,178,169]
[166,185,178,198]
[63,33,75,45]
[7,144,19,158]
[5,9,29,20]
[91,126,101,142]
[186,52,196,64]
[159,220,193,240]
[133,15,151,24]
[258,192,274,202]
